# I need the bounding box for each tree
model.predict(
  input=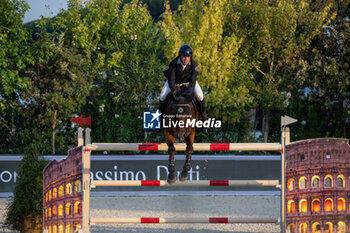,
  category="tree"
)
[159,0,255,124]
[15,19,91,154]
[141,0,183,21]
[121,0,183,21]
[0,0,30,112]
[227,0,335,141]
[291,0,350,138]
[57,0,166,143]
[0,0,32,153]
[5,143,48,233]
